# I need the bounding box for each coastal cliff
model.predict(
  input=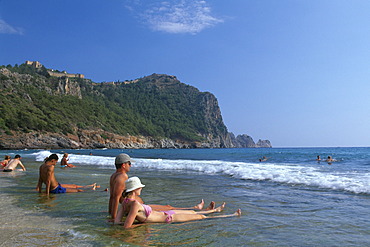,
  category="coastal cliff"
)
[0,63,271,149]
